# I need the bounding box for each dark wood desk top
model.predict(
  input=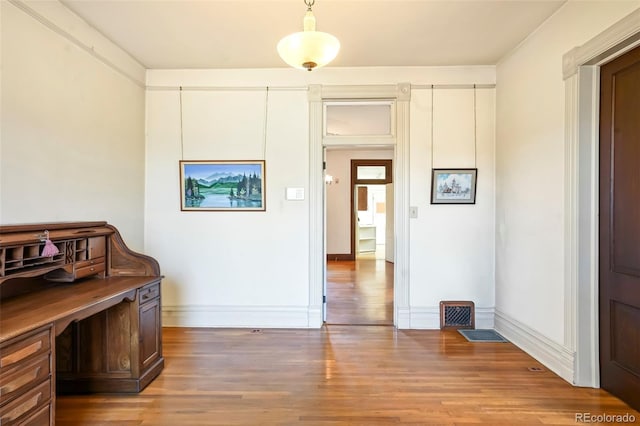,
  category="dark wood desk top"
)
[0,276,159,343]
